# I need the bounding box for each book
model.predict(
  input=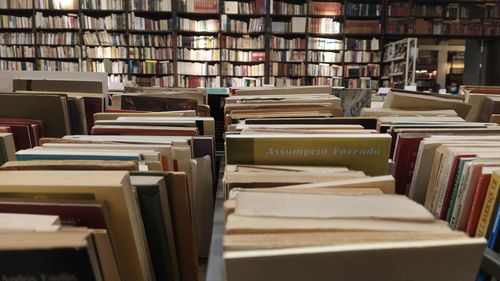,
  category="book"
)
[0,133,16,165]
[0,94,70,137]
[0,171,154,281]
[225,134,391,176]
[476,170,500,237]
[131,175,180,281]
[0,231,102,281]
